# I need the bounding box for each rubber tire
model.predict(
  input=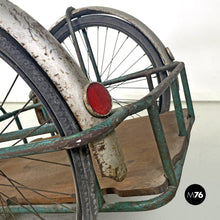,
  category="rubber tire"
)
[0,27,97,220]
